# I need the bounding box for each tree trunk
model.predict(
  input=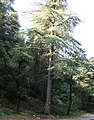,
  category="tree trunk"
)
[45,0,57,114]
[66,84,72,115]
[16,80,21,112]
[45,46,52,114]
[16,89,20,112]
